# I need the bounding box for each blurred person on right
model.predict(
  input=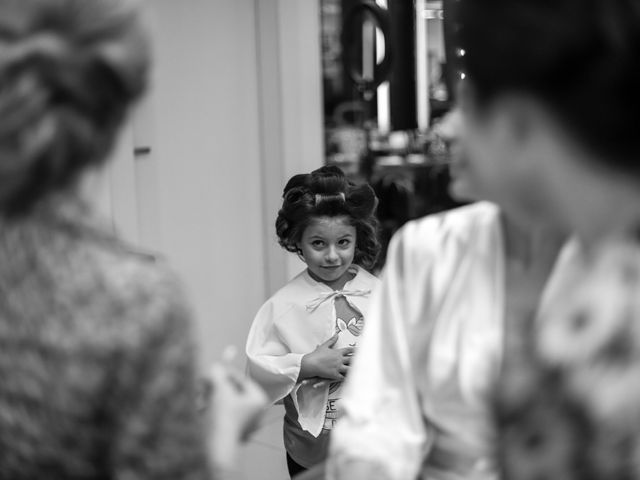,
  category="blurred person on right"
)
[331,0,640,477]
[325,100,570,480]
[456,0,640,479]
[328,0,640,471]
